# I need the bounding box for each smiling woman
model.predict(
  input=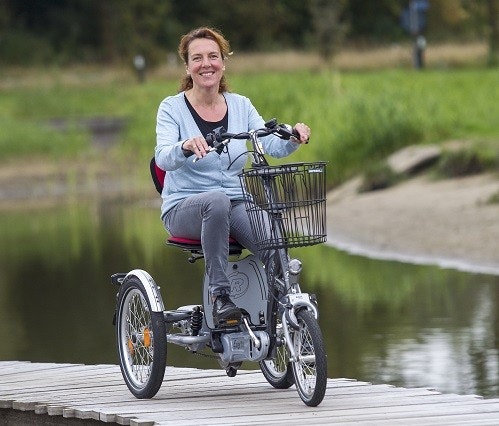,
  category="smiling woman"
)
[177,27,232,94]
[154,26,311,328]
[183,37,227,122]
